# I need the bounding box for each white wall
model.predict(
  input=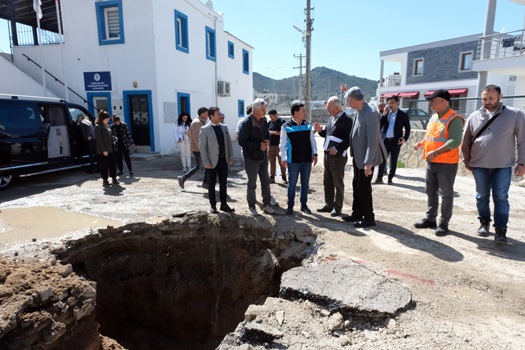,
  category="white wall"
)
[0,54,57,97]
